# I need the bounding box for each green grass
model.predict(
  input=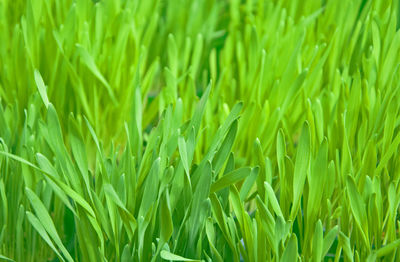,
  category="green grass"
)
[1,0,400,261]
